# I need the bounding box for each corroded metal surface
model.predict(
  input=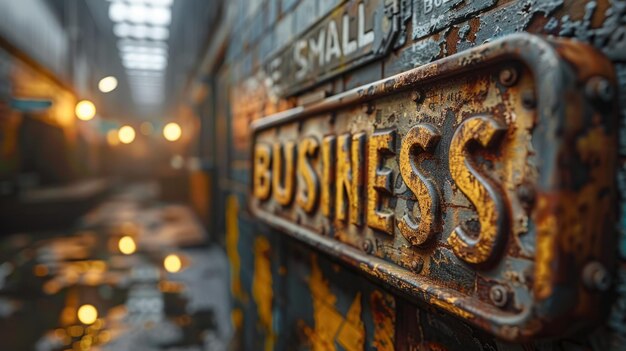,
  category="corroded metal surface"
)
[249,33,617,341]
